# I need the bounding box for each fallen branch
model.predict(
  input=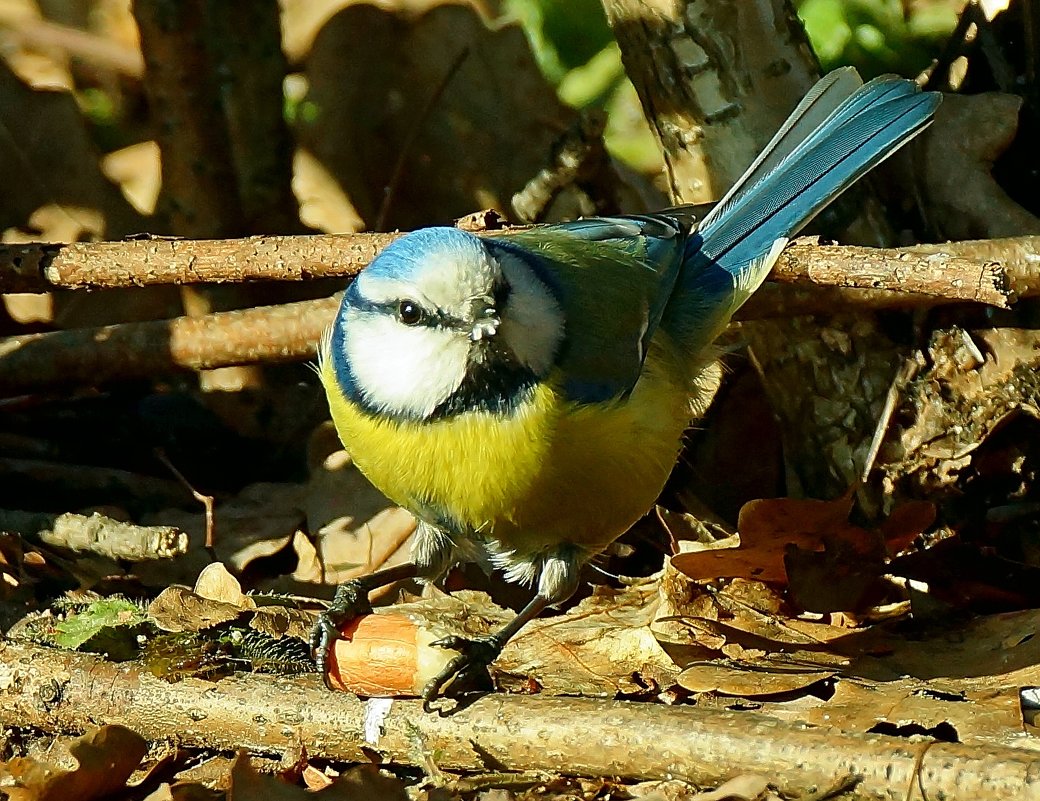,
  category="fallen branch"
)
[0,510,187,561]
[0,296,338,394]
[0,640,1034,800]
[0,232,1022,308]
